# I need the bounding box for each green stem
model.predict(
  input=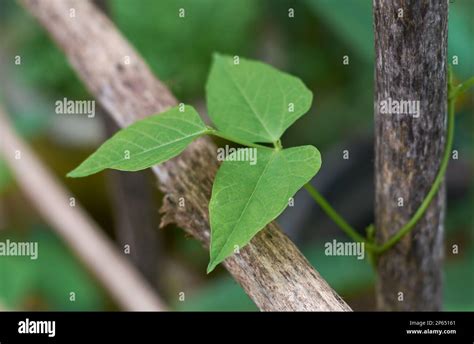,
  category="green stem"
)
[374,85,455,254]
[206,128,272,150]
[449,76,474,100]
[304,183,375,249]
